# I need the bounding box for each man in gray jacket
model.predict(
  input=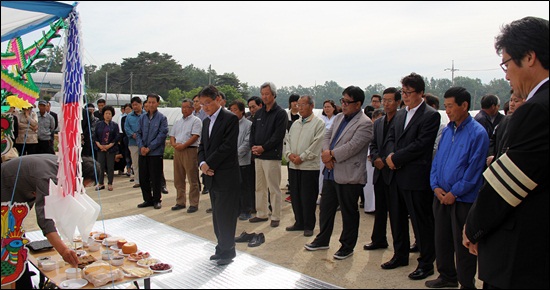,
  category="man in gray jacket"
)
[304,86,373,260]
